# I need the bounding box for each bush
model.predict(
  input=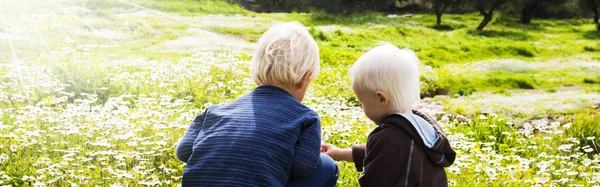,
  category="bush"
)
[309,27,330,41]
[565,112,600,156]
[514,79,535,89]
[514,47,535,57]
[584,44,600,52]
[453,87,476,97]
[487,77,536,89]
[544,88,557,93]
[584,77,599,84]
